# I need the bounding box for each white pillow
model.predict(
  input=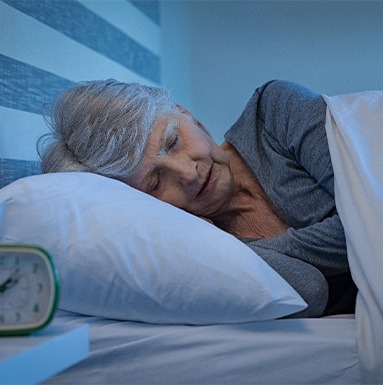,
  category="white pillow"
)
[324,91,383,382]
[0,172,306,324]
